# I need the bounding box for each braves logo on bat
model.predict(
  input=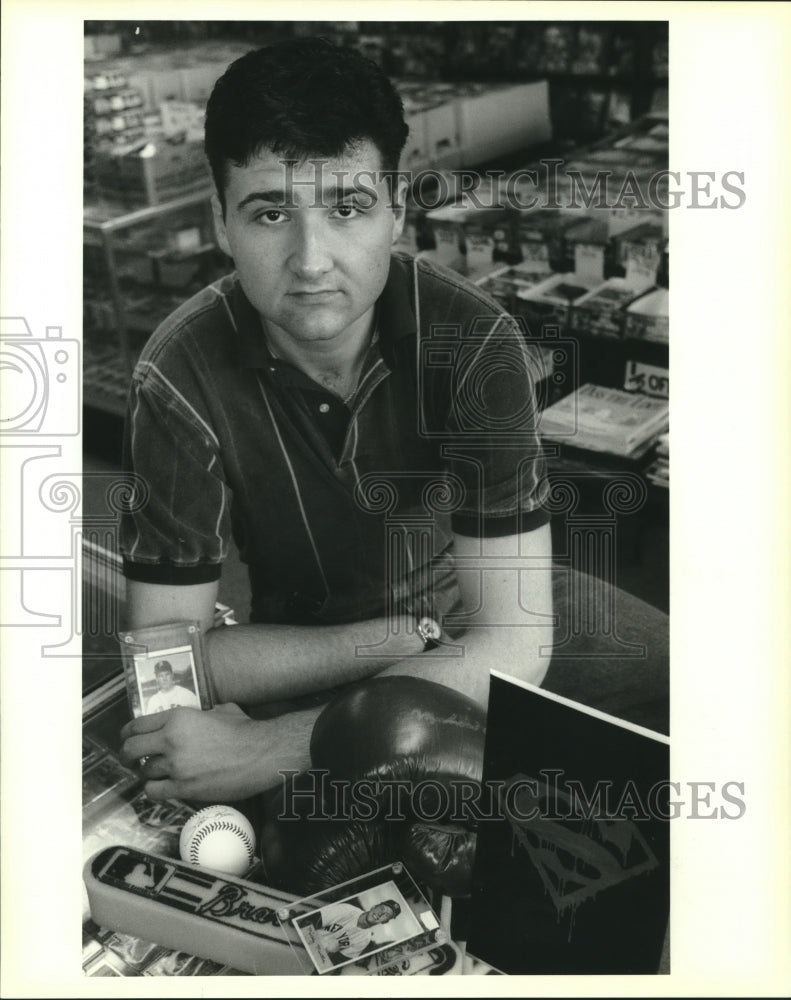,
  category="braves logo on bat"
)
[85,846,305,975]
